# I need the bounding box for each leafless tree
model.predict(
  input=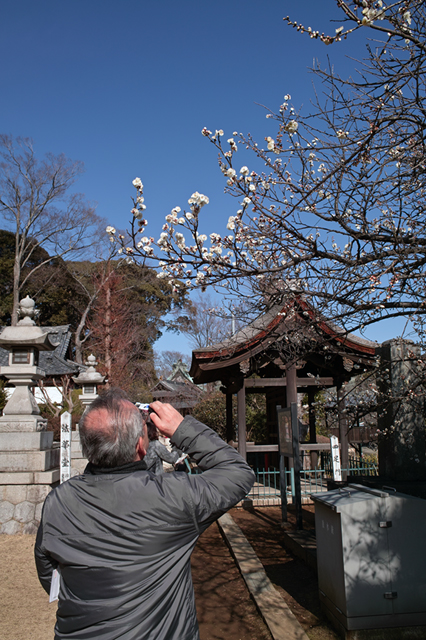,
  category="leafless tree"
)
[154,350,192,379]
[0,135,104,324]
[169,293,239,349]
[119,1,426,345]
